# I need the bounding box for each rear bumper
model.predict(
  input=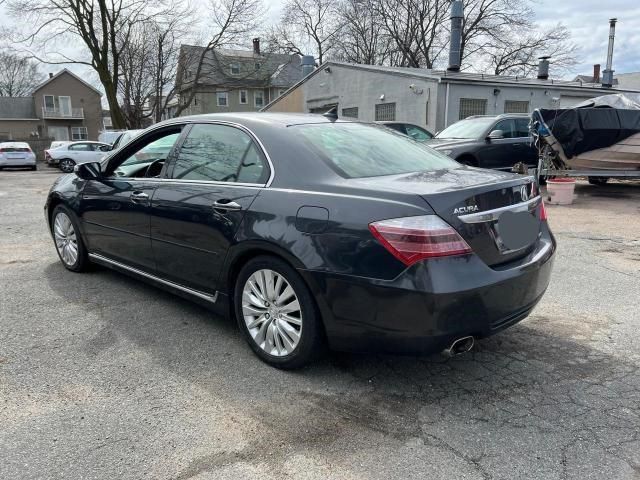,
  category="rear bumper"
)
[303,225,556,354]
[0,157,36,167]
